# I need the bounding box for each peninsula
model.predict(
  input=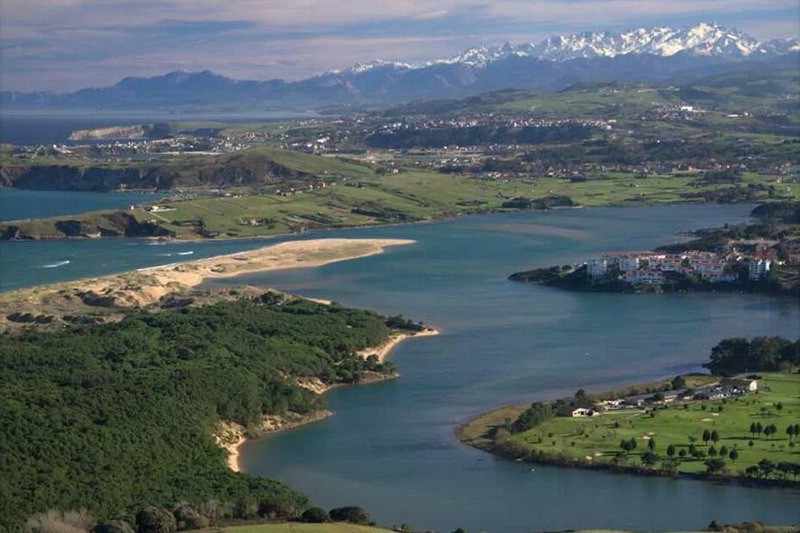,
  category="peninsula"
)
[0,237,413,331]
[0,249,438,530]
[509,201,800,298]
[221,324,439,473]
[459,336,800,487]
